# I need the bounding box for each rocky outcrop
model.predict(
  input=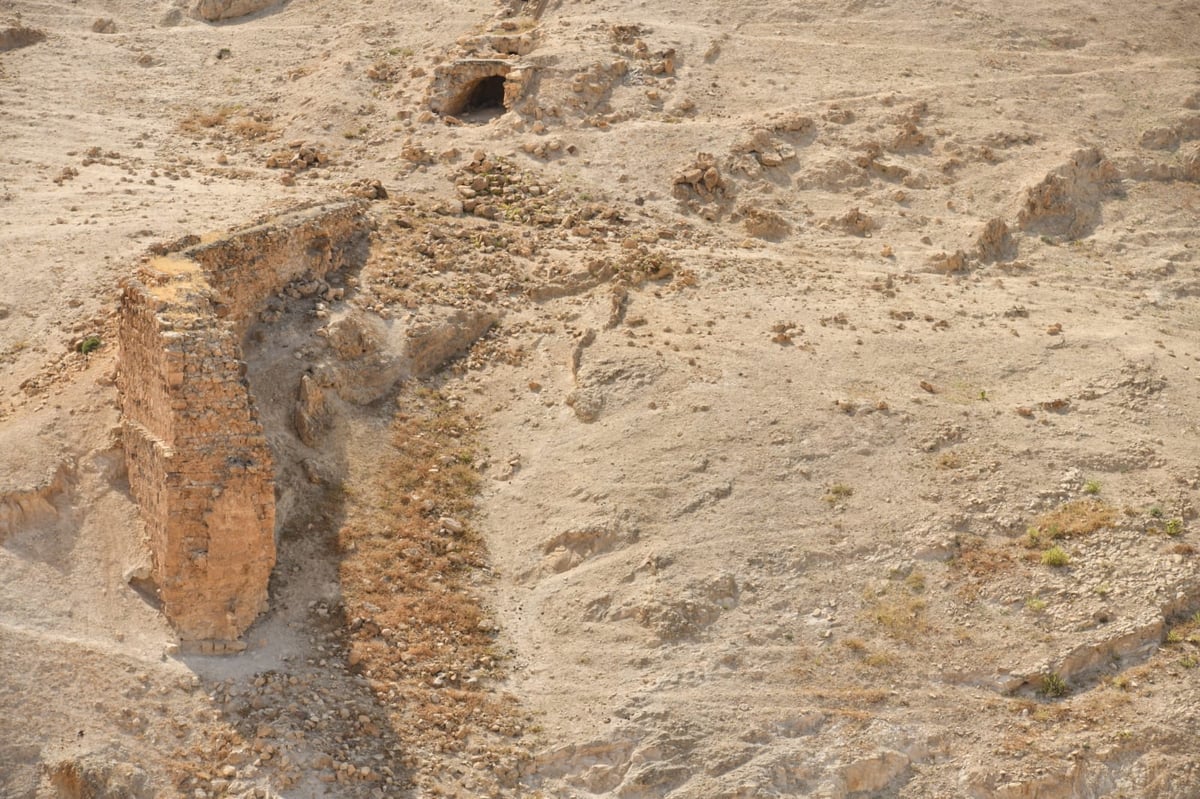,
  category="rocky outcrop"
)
[0,26,45,52]
[44,752,151,799]
[293,374,331,447]
[190,0,277,22]
[1017,148,1119,240]
[315,306,496,406]
[118,202,369,649]
[0,461,72,541]
[427,59,534,116]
